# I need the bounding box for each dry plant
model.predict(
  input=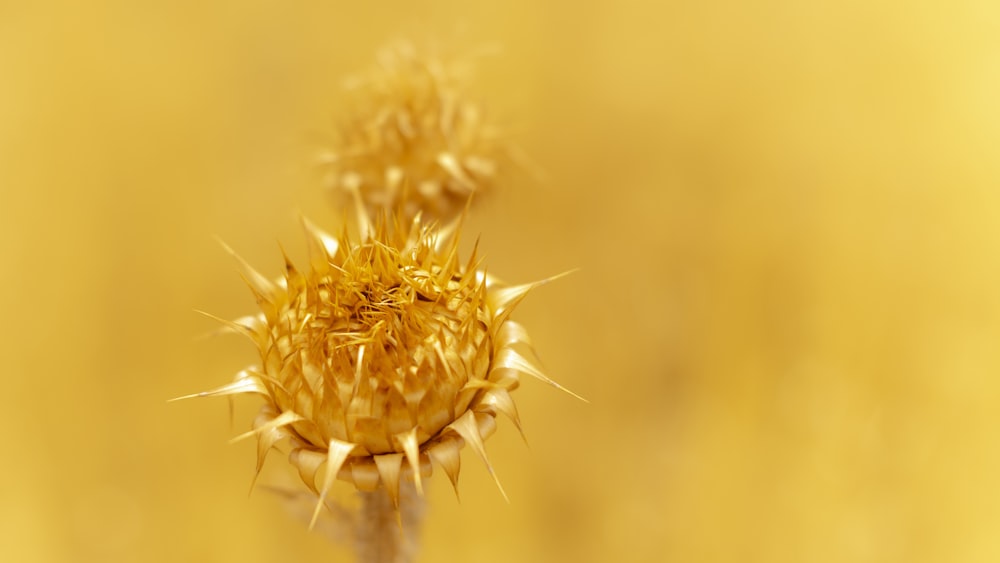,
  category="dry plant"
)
[177,41,579,563]
[177,212,581,561]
